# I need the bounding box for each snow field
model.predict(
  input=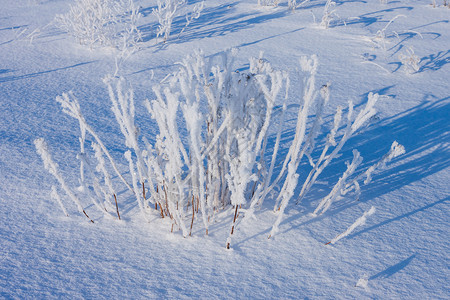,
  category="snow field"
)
[1,0,449,298]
